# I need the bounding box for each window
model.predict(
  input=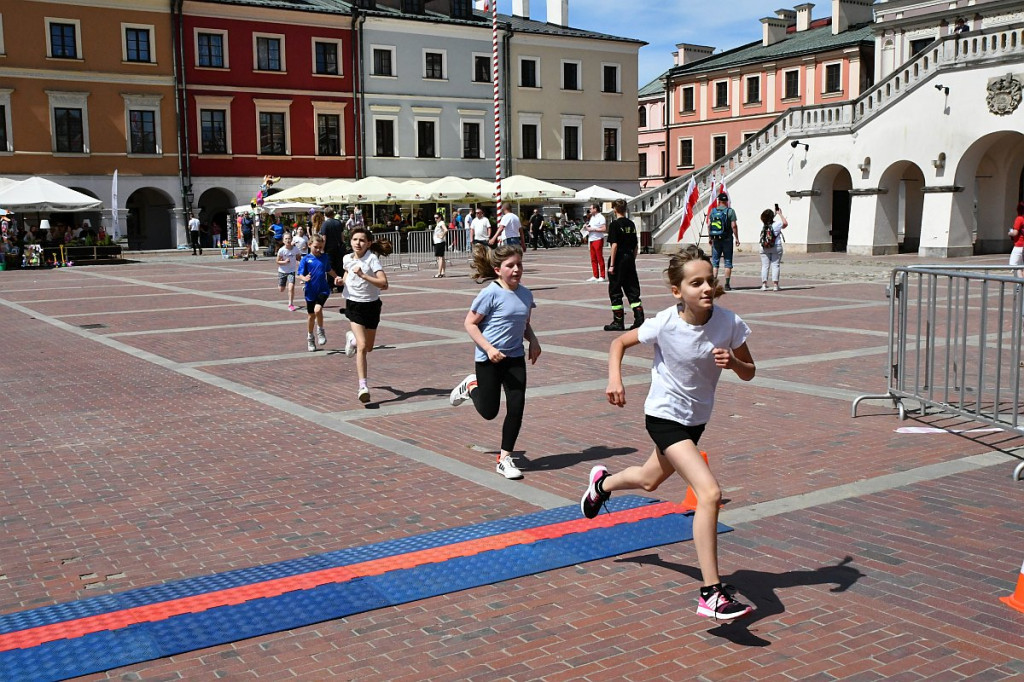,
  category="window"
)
[563,124,579,161]
[746,75,760,103]
[197,32,225,68]
[314,41,339,75]
[473,55,490,83]
[200,109,227,154]
[127,110,156,154]
[910,38,932,56]
[49,21,78,59]
[0,105,7,152]
[824,63,842,93]
[259,112,287,155]
[424,50,445,79]
[255,35,283,71]
[372,47,395,76]
[681,86,695,113]
[452,0,472,18]
[562,61,580,91]
[743,131,757,141]
[603,127,618,161]
[316,114,341,156]
[462,121,481,159]
[784,69,800,99]
[638,106,647,128]
[638,152,647,177]
[520,58,538,88]
[0,14,5,56]
[712,134,726,161]
[124,26,152,63]
[54,108,84,153]
[374,118,395,157]
[678,138,693,167]
[416,119,436,158]
[522,124,538,159]
[714,80,728,108]
[402,0,424,13]
[602,64,620,93]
